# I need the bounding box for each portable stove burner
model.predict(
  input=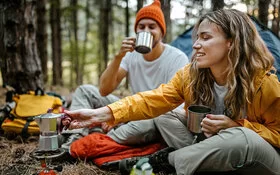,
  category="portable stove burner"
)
[30,148,65,175]
[30,148,65,160]
[31,110,68,174]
